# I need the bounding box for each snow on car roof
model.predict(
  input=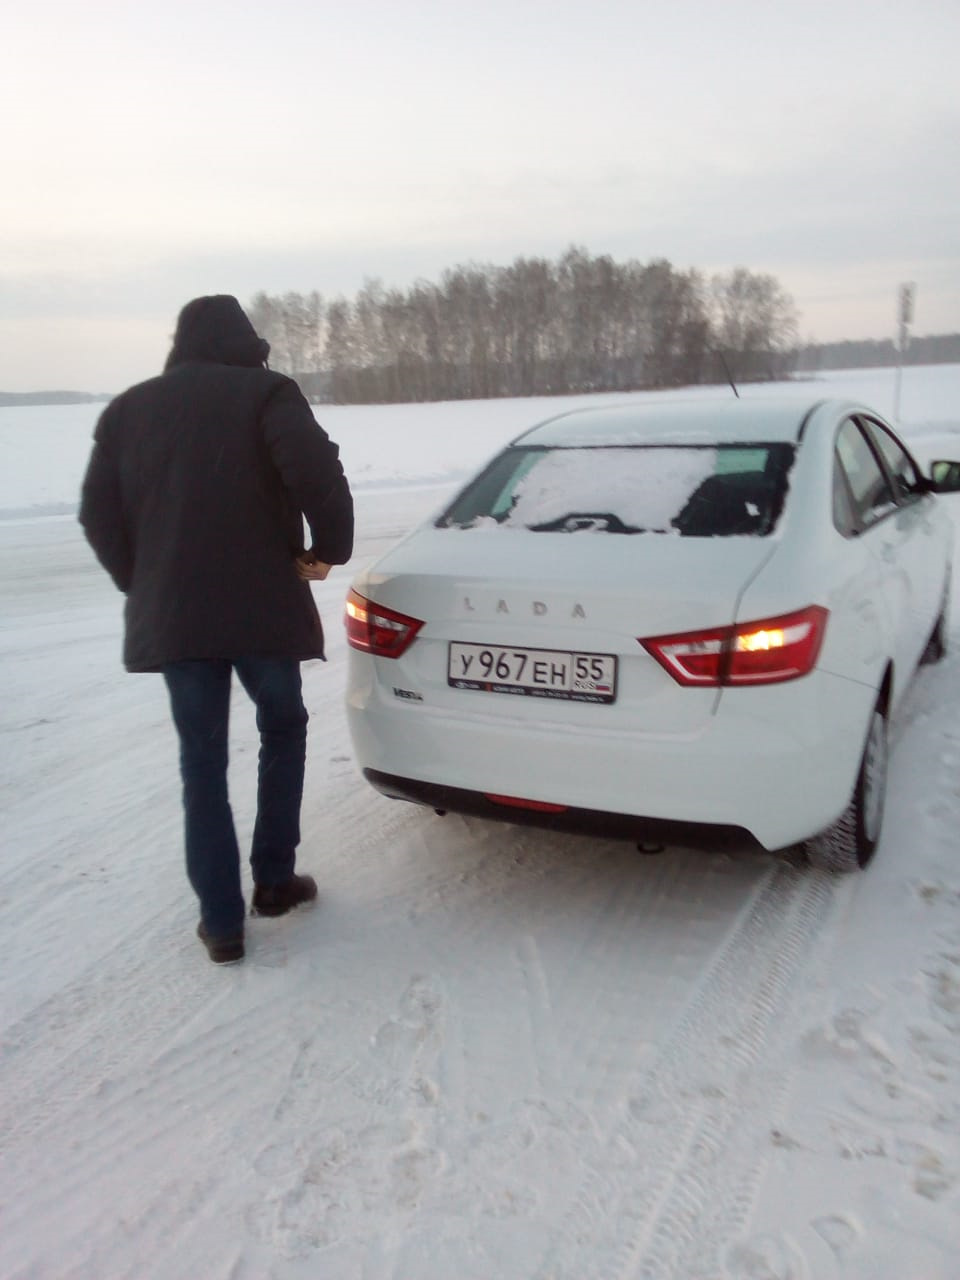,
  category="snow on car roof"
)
[513,398,827,448]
